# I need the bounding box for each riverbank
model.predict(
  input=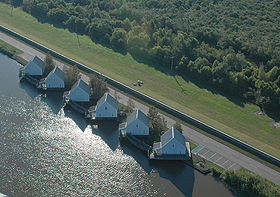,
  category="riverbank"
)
[0,2,279,162]
[0,53,239,197]
[213,167,280,197]
[0,39,27,65]
[1,22,280,186]
[8,47,280,196]
[1,15,278,186]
